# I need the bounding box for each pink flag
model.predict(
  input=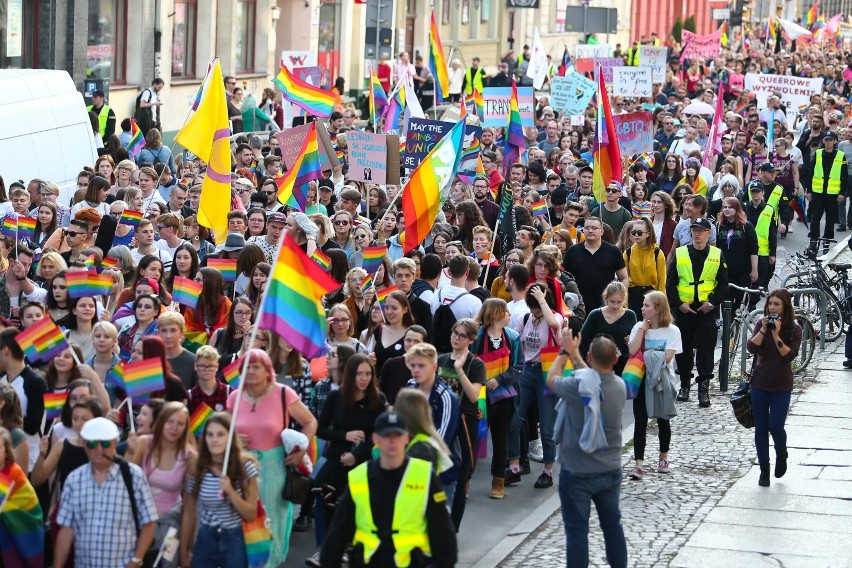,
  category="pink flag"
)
[703,83,727,168]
